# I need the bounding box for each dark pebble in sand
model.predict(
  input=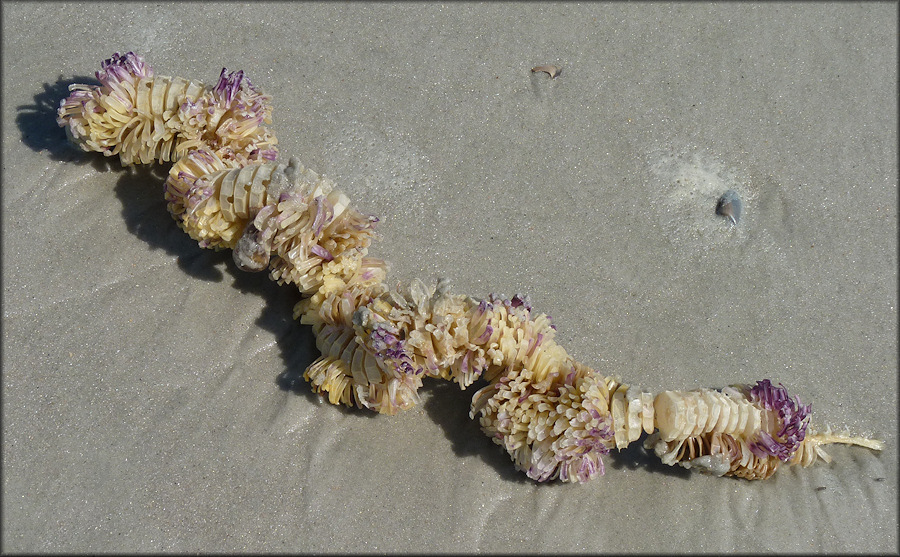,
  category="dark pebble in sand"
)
[716,190,742,225]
